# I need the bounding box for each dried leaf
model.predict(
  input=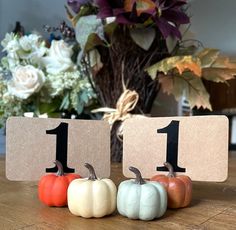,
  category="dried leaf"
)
[202,68,236,83]
[184,75,212,111]
[212,56,236,69]
[147,48,235,111]
[175,56,202,76]
[124,0,156,16]
[202,56,236,82]
[159,73,212,110]
[197,48,219,67]
[159,74,173,94]
[88,49,103,75]
[146,55,201,79]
